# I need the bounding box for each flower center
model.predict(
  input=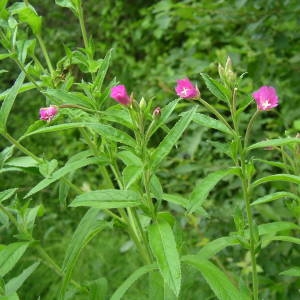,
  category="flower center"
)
[181,87,190,96]
[261,99,271,109]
